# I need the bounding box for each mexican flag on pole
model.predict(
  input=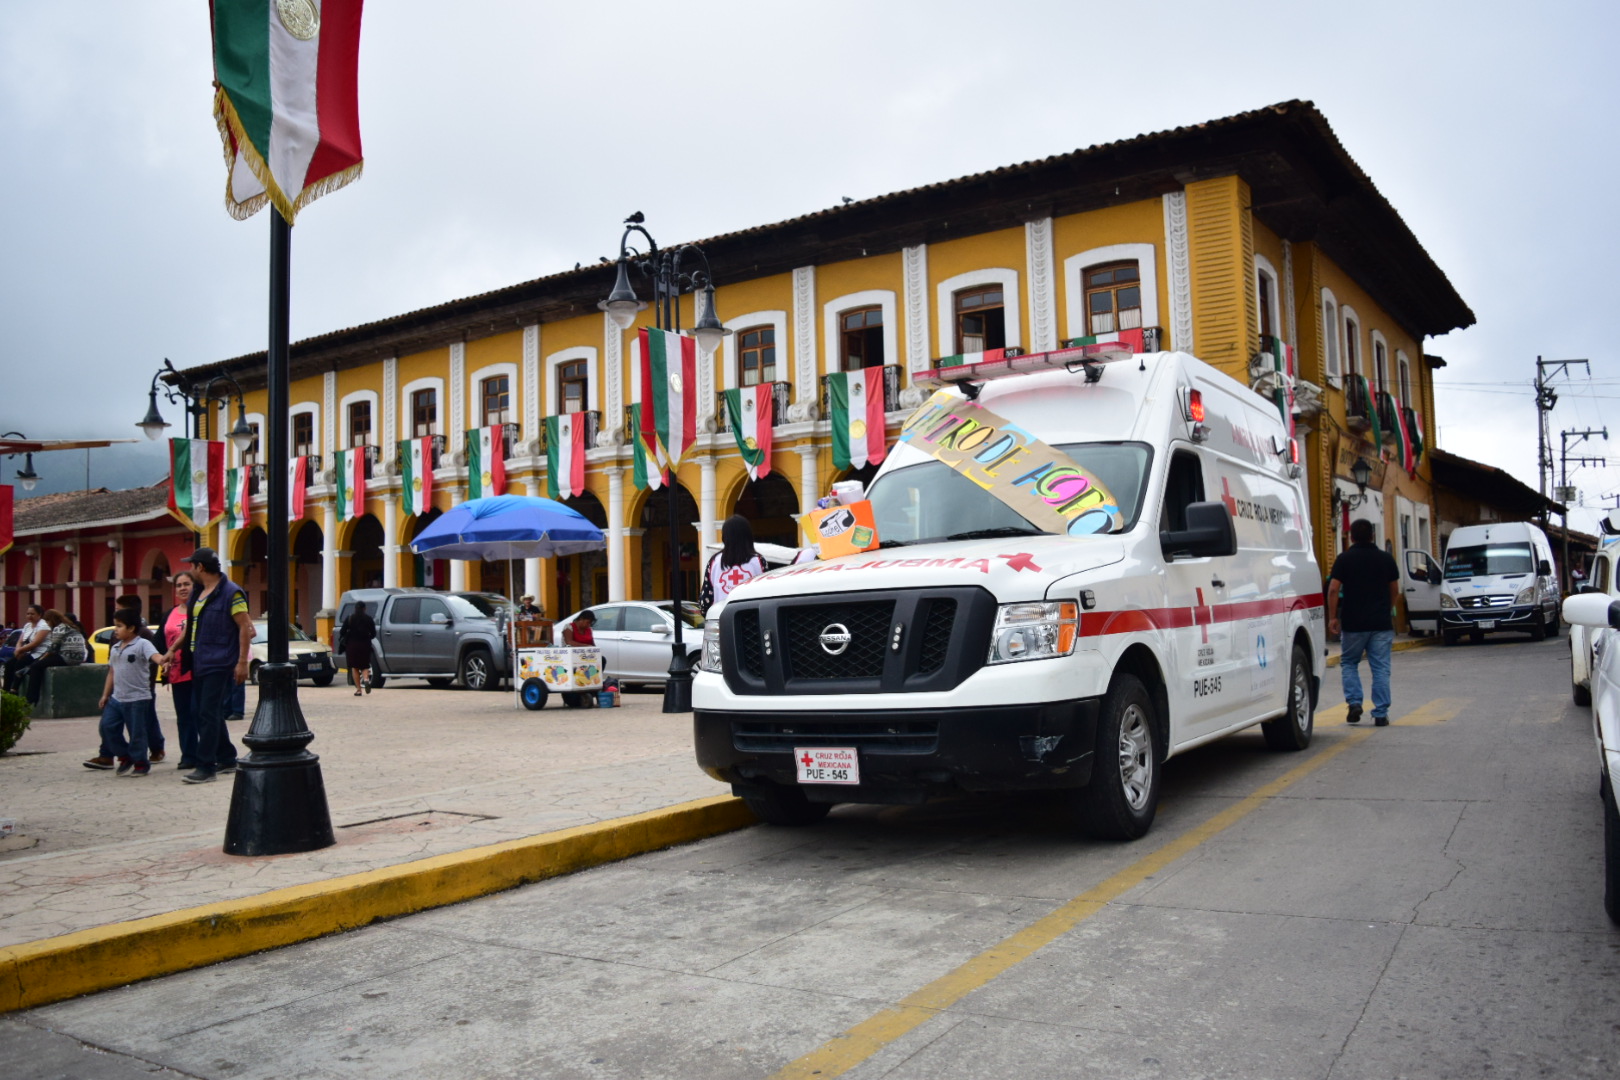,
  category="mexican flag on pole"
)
[629,405,650,492]
[723,385,774,479]
[1389,396,1415,476]
[1410,410,1426,467]
[289,456,307,519]
[400,437,433,515]
[209,0,365,223]
[0,485,12,559]
[1357,374,1382,449]
[225,467,251,530]
[168,439,227,532]
[334,448,366,521]
[640,328,698,476]
[545,414,588,501]
[828,366,887,471]
[466,427,506,499]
